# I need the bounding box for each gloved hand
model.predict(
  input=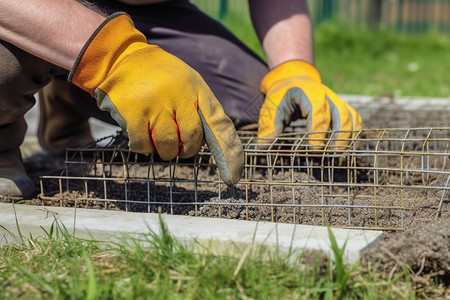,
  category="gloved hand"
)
[69,13,243,184]
[258,60,362,148]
